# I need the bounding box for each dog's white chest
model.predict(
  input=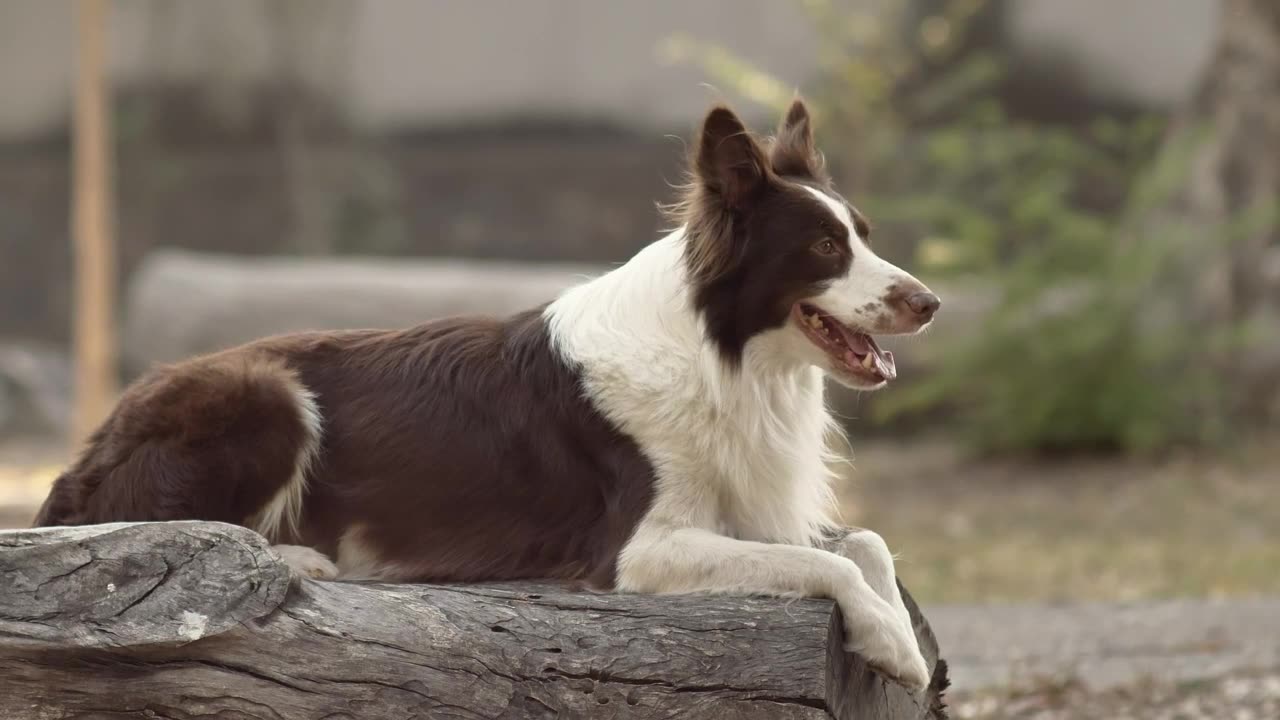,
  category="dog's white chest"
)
[694,373,835,543]
[545,237,839,545]
[575,345,836,544]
